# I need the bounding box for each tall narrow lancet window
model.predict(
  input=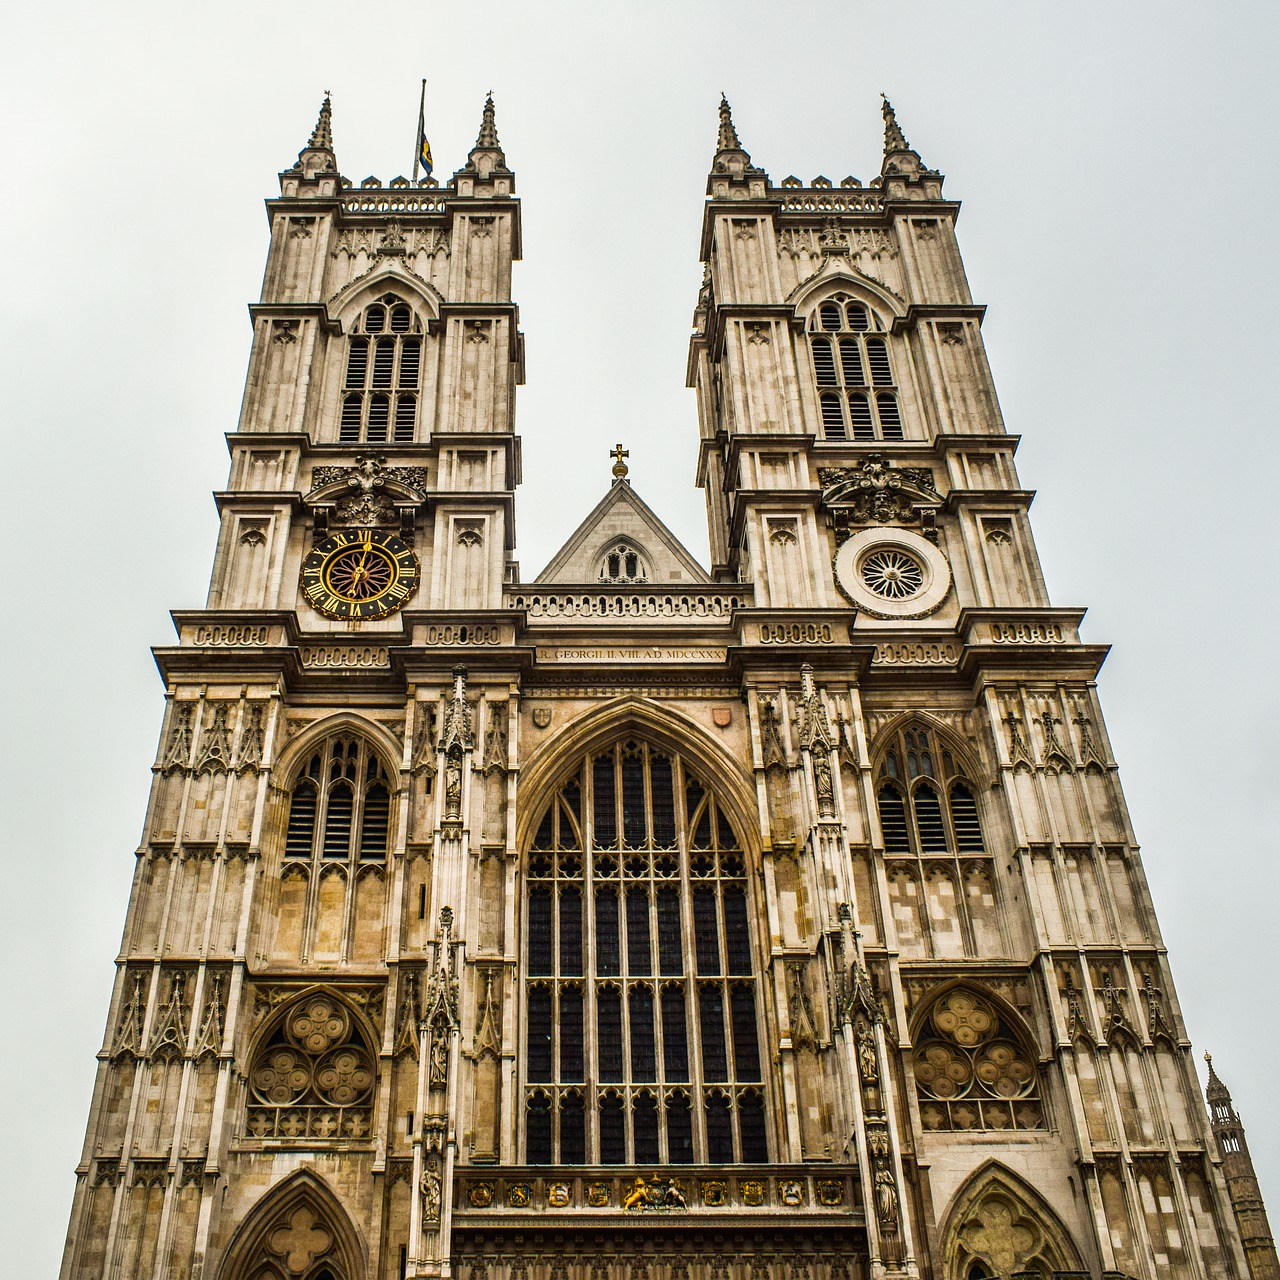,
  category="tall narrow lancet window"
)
[284,734,393,869]
[339,294,423,444]
[523,740,768,1164]
[809,296,904,442]
[875,721,1000,958]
